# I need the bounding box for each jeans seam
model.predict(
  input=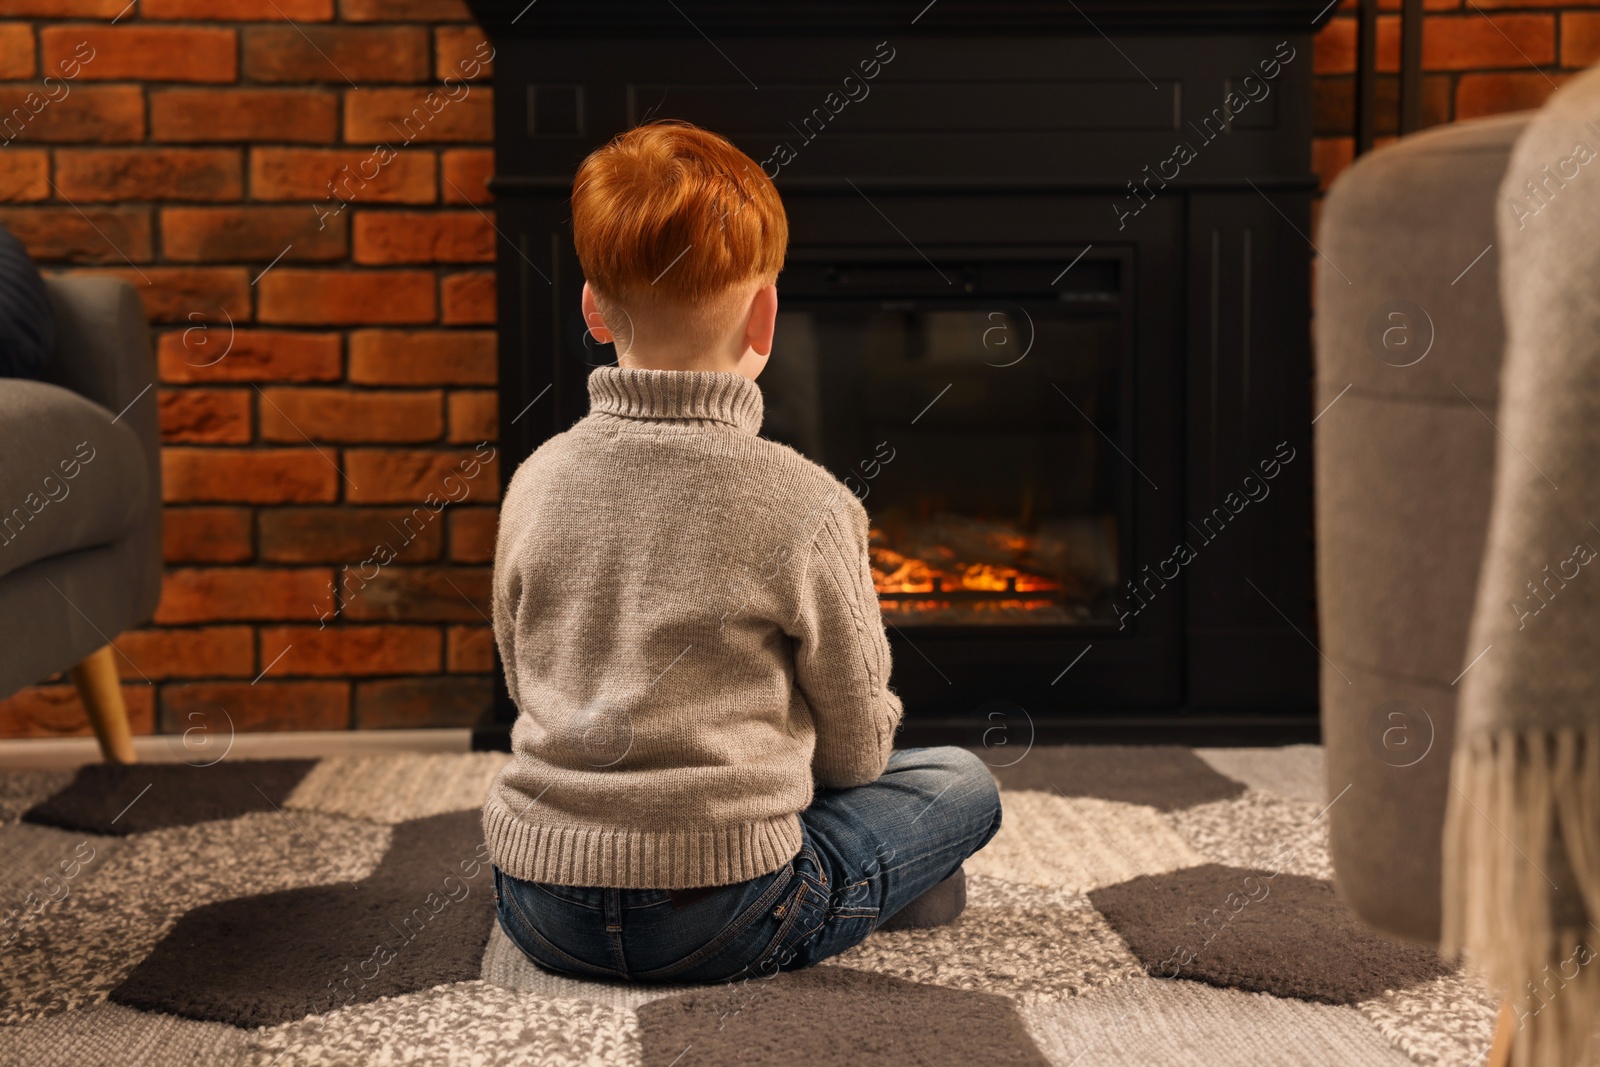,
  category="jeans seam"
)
[530,882,601,910]
[755,877,819,971]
